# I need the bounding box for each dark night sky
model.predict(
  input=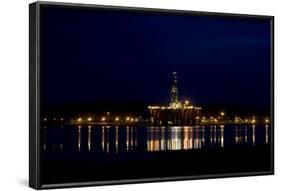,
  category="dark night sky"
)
[40,6,271,108]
